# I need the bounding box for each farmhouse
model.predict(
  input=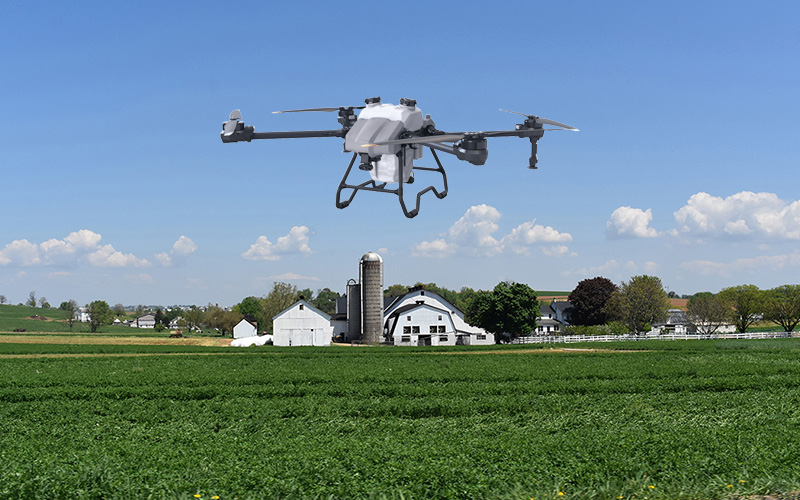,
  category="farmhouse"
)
[272,300,332,346]
[534,299,573,334]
